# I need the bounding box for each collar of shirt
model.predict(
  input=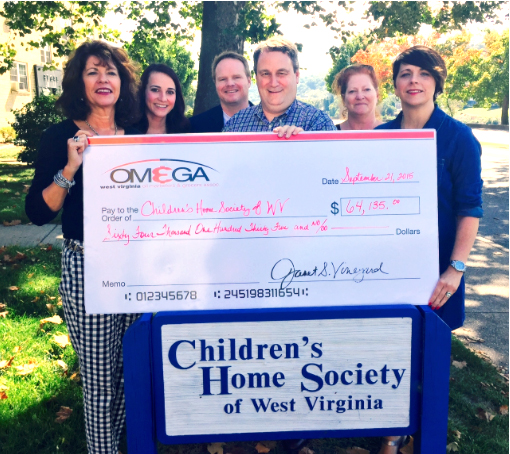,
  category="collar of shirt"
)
[392,104,445,131]
[254,99,298,127]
